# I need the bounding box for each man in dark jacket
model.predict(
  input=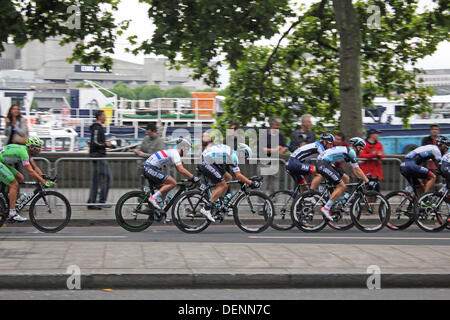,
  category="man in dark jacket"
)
[87,110,114,210]
[289,114,316,152]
